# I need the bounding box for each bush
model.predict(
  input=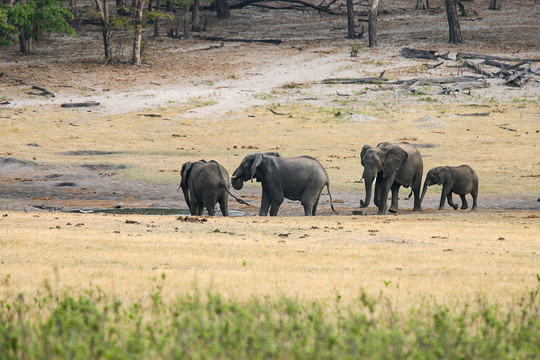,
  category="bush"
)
[1,281,538,359]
